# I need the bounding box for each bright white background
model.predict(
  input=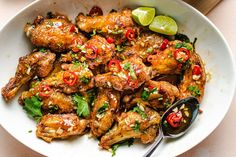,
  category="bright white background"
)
[0,0,235,156]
